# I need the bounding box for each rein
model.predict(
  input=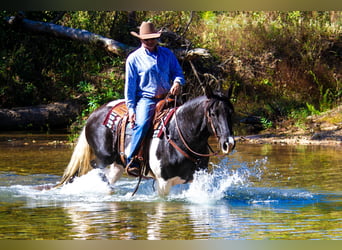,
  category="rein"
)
[167,96,220,162]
